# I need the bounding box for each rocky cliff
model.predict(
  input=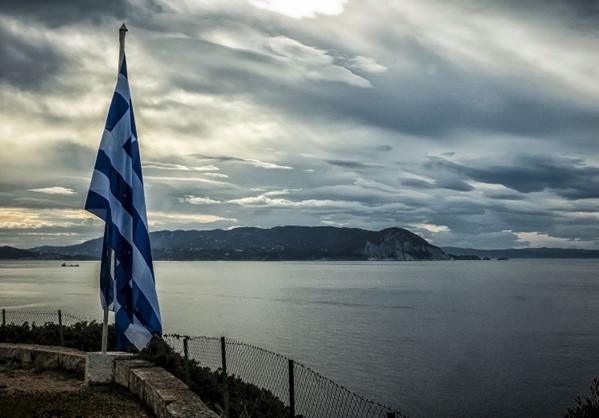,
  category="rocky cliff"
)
[362,228,450,261]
